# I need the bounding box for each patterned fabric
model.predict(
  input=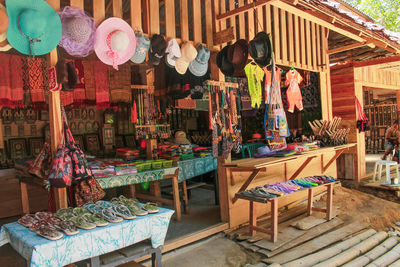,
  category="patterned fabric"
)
[108,64,131,104]
[73,60,86,107]
[60,91,74,107]
[82,60,96,105]
[10,55,24,108]
[0,53,11,107]
[174,156,217,183]
[94,61,110,109]
[97,169,165,189]
[0,207,174,267]
[26,58,46,109]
